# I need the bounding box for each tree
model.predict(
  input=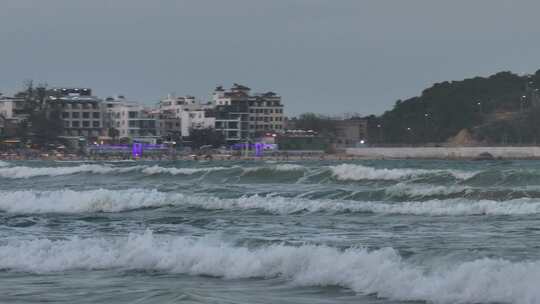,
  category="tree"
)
[377,71,529,143]
[293,113,337,135]
[188,128,225,149]
[13,81,64,145]
[107,128,120,143]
